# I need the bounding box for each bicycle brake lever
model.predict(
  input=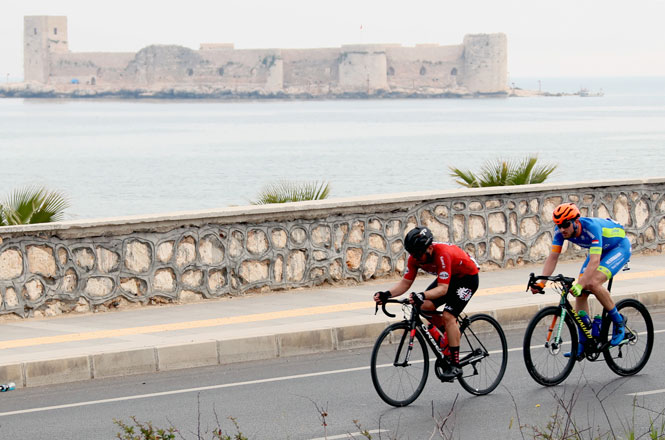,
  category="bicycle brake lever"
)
[374,303,379,315]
